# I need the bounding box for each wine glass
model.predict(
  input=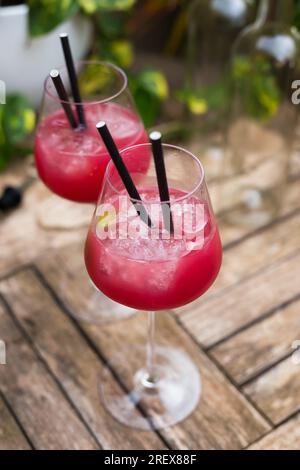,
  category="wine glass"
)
[35,61,148,324]
[221,0,300,228]
[84,142,222,429]
[35,61,147,203]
